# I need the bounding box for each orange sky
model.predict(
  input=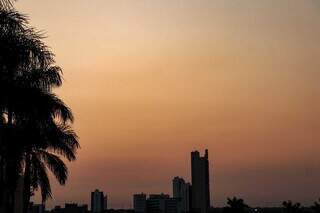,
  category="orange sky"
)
[16,0,320,209]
